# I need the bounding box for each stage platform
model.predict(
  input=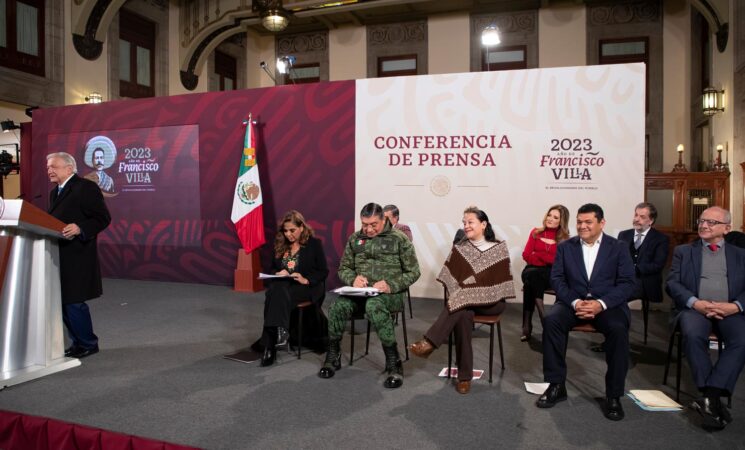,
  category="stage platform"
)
[0,279,742,449]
